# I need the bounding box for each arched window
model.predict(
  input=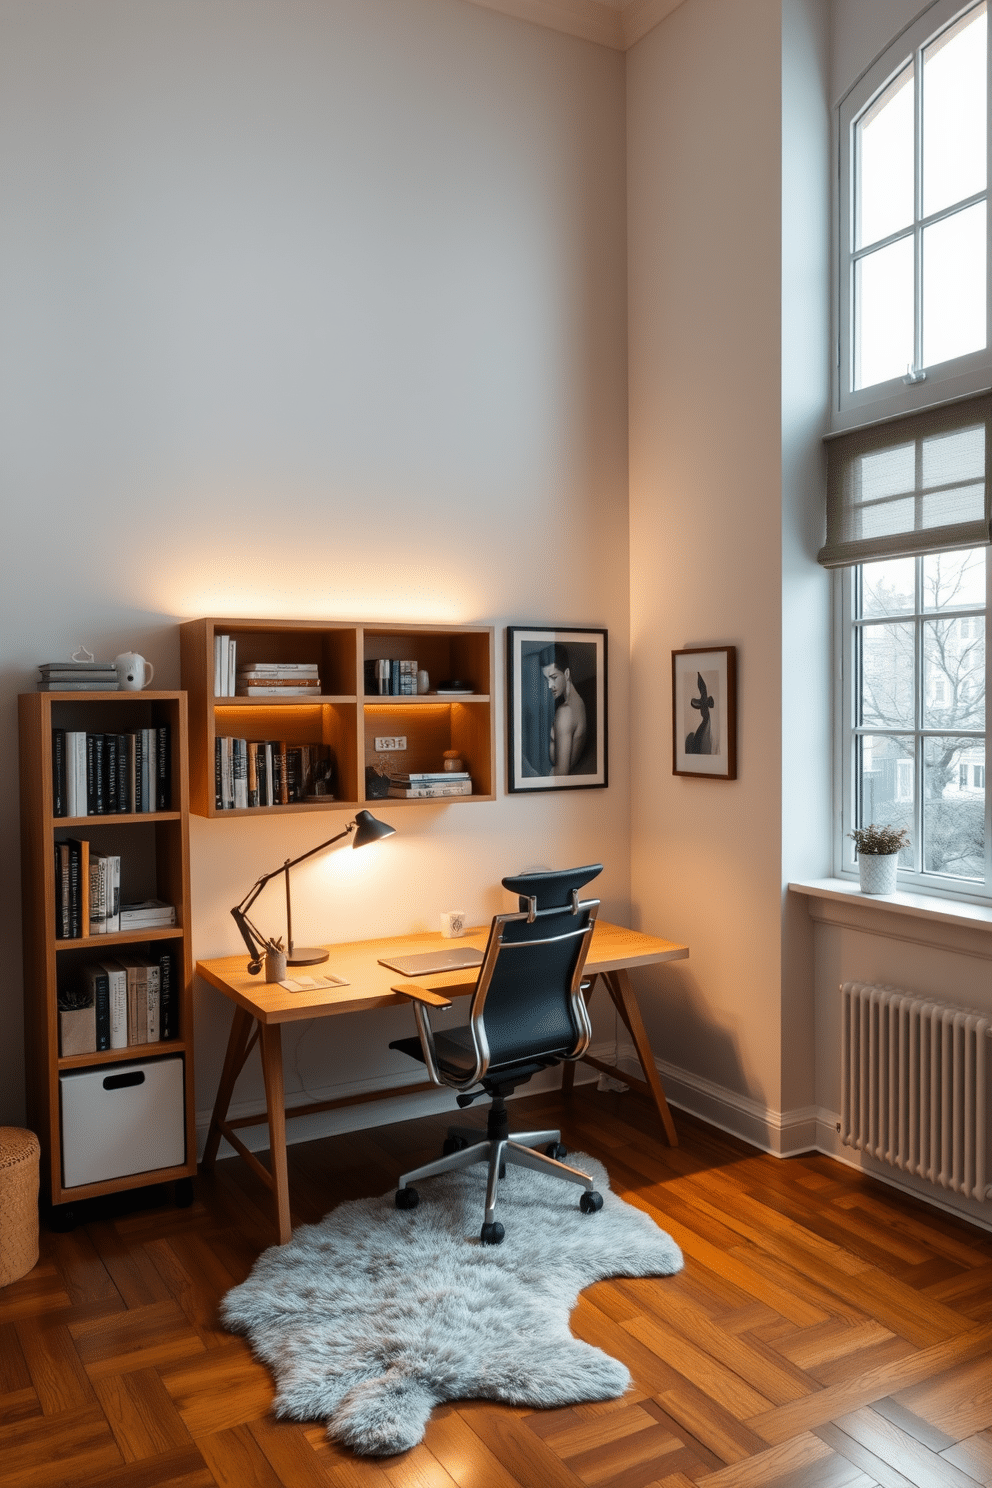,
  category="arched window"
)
[837,0,989,428]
